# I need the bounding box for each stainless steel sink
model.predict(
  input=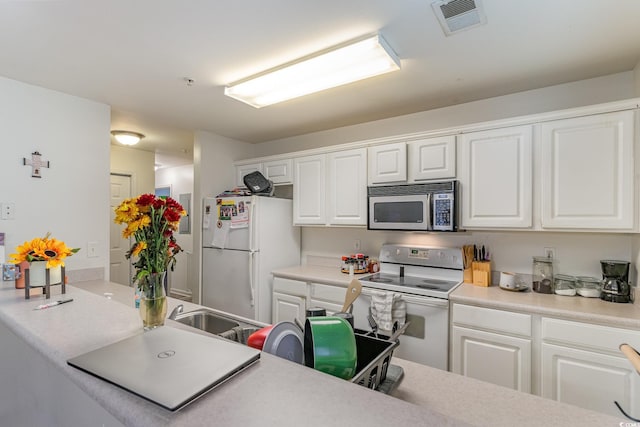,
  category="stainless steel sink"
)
[173,308,263,344]
[174,309,241,335]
